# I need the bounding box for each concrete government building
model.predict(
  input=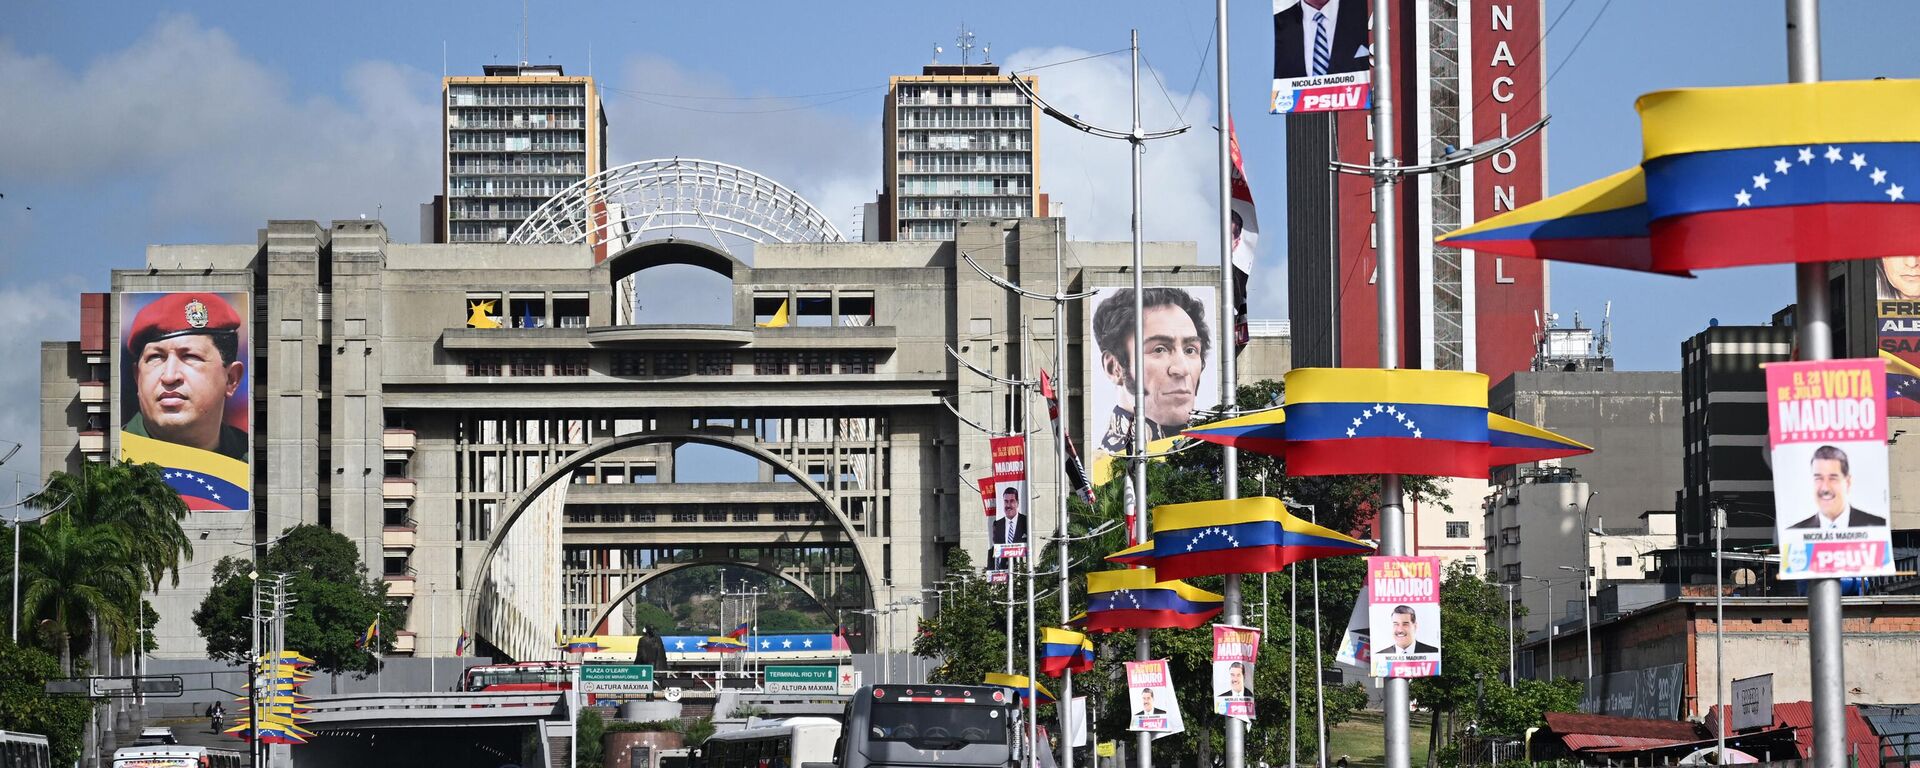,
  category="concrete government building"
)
[40,214,1276,664]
